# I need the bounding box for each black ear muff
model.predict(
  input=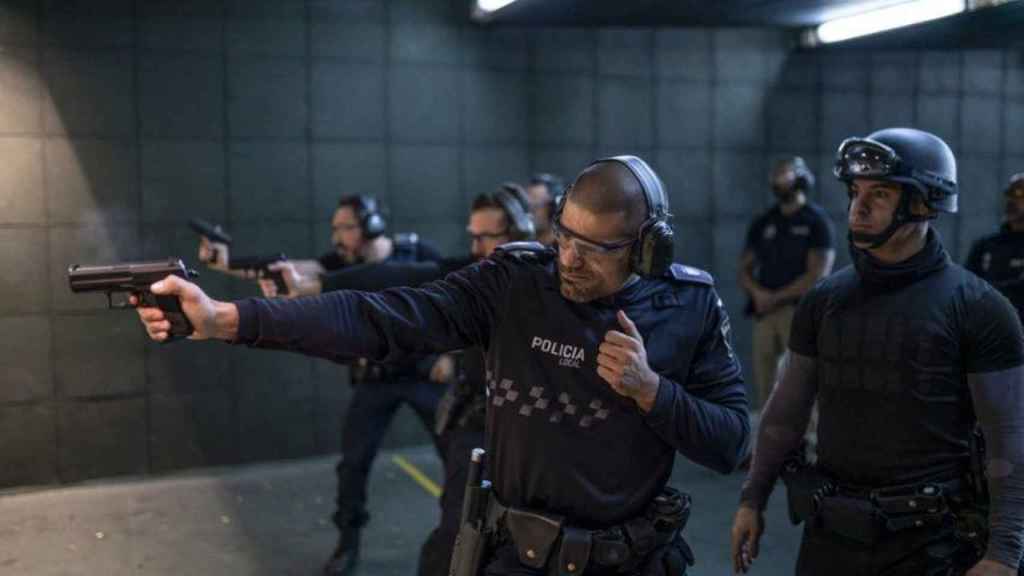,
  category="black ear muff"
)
[358,196,387,240]
[495,183,536,241]
[597,155,674,277]
[790,156,814,192]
